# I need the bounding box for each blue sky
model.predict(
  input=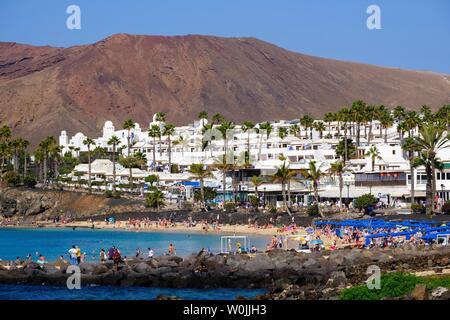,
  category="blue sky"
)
[1,0,449,73]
